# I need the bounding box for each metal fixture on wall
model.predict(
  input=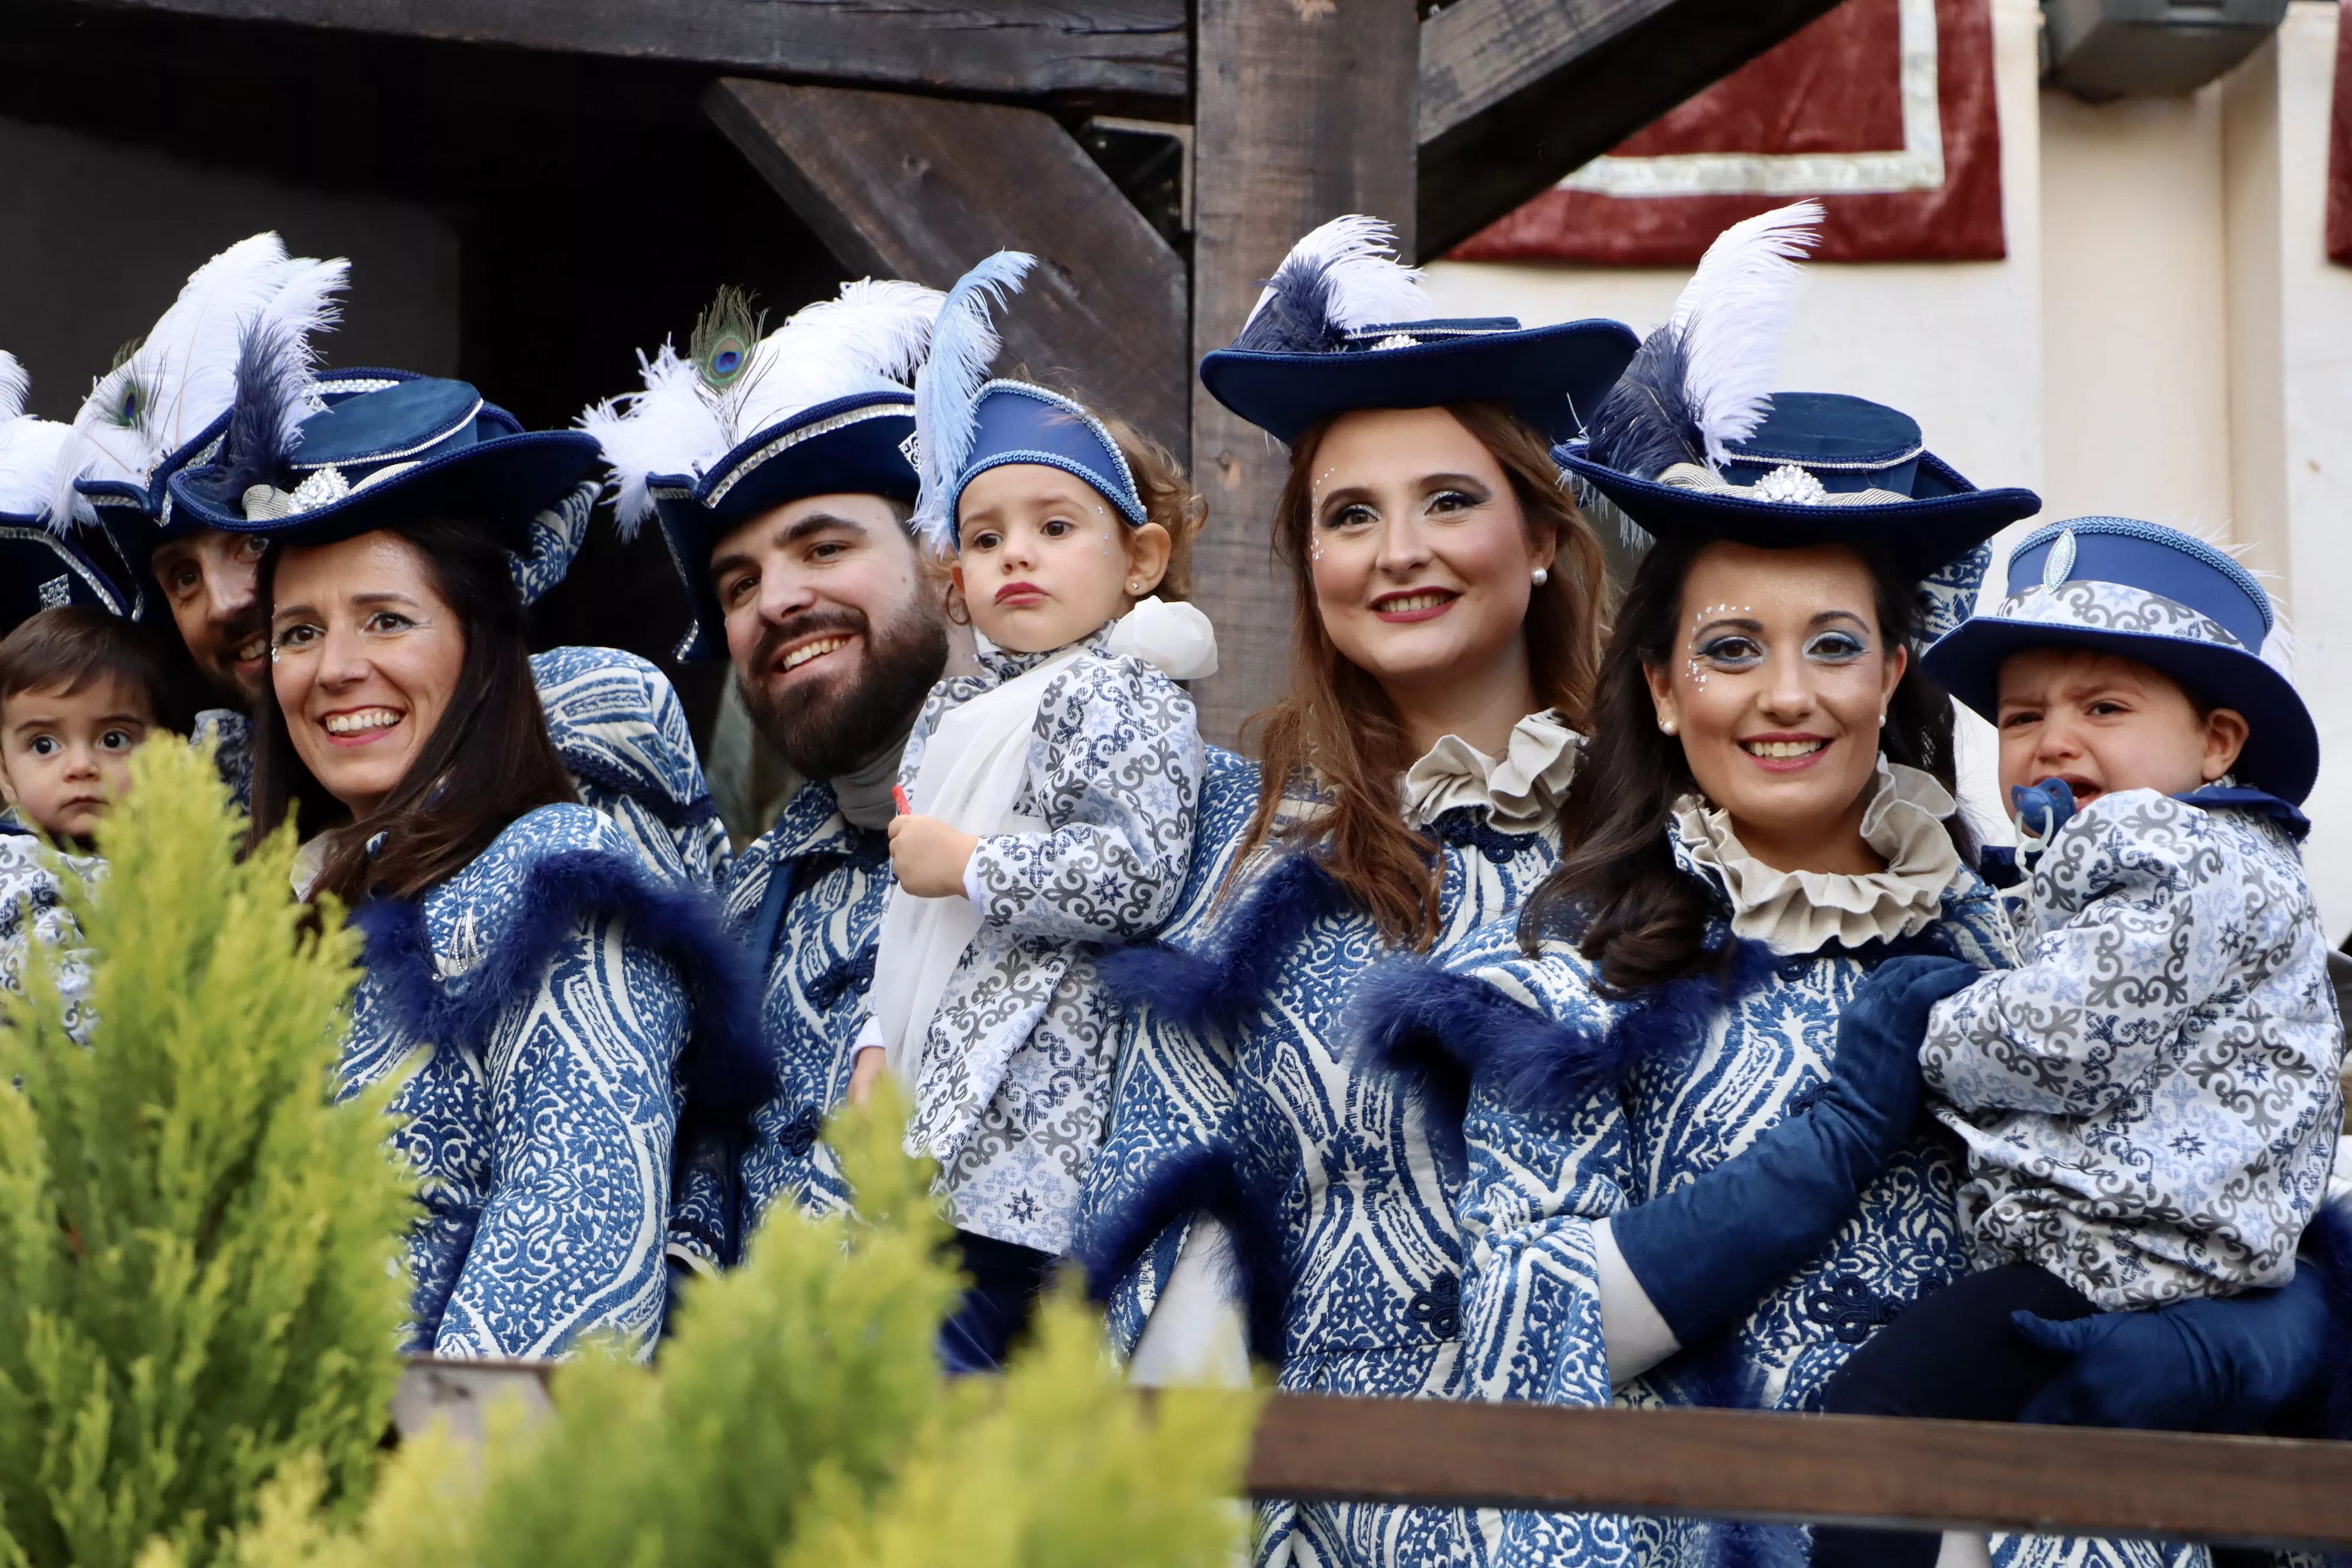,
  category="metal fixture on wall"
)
[2042,0,2289,100]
